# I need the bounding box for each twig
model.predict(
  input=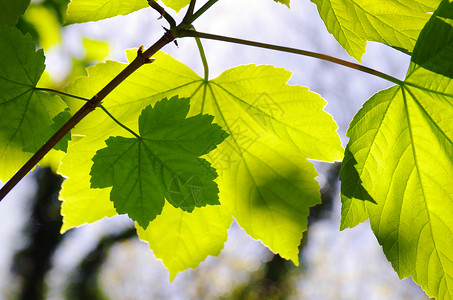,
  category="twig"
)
[182,0,197,25]
[148,0,176,27]
[177,29,403,85]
